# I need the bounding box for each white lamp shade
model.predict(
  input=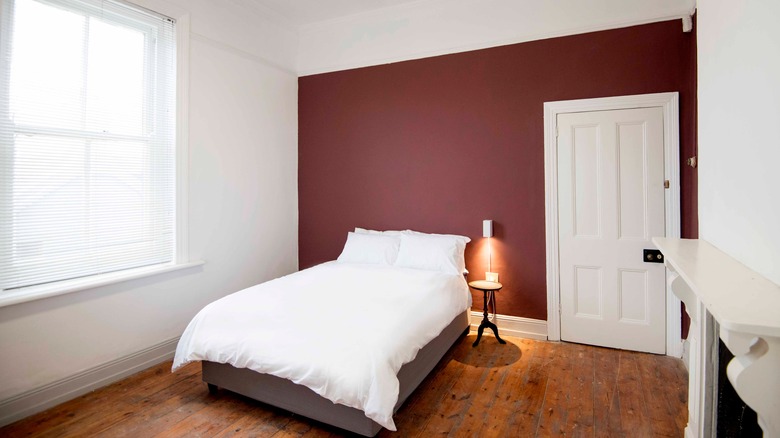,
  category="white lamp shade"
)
[483,220,493,238]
